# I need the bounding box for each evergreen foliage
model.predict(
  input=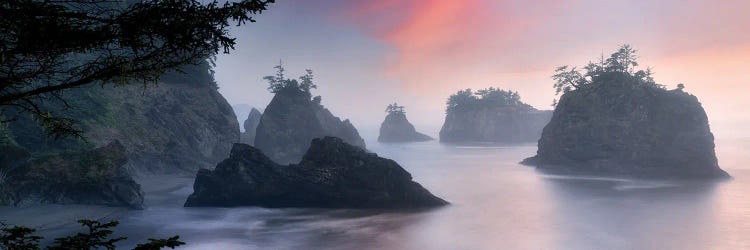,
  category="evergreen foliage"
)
[264,62,318,98]
[0,0,275,138]
[550,44,679,106]
[0,220,184,250]
[385,103,405,114]
[446,87,526,113]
